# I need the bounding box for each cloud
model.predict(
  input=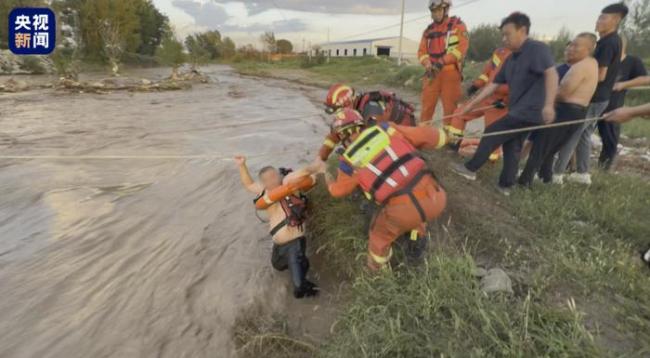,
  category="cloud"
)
[172,0,308,34]
[244,1,424,15]
[171,0,230,27]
